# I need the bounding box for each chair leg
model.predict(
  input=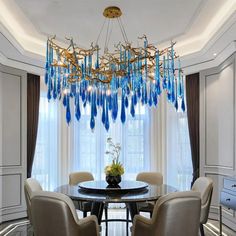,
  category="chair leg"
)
[200,223,205,236]
[105,205,108,229]
[126,208,129,236]
[83,211,87,218]
[150,211,152,218]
